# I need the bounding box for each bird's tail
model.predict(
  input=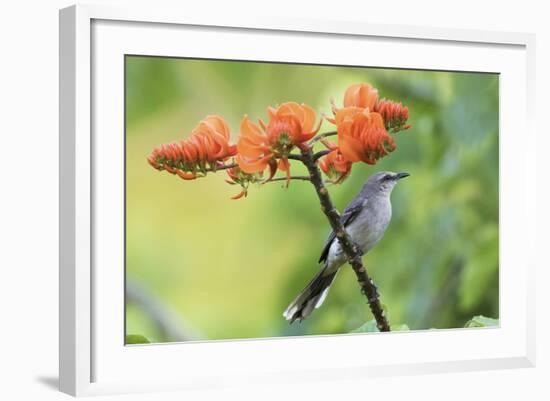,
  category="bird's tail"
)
[283,267,337,323]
